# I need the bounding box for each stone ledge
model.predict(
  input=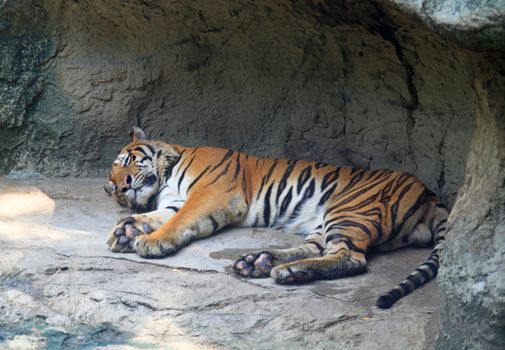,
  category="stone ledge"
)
[0,177,439,349]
